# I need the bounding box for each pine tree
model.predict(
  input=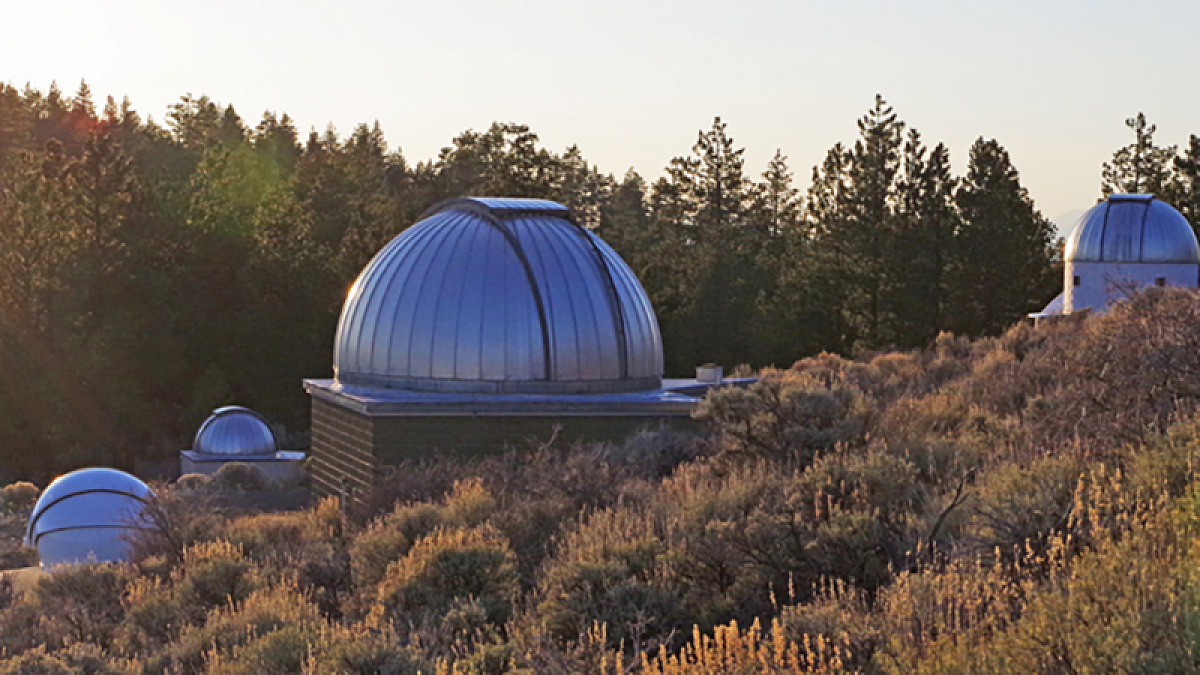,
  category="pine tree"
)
[808,95,906,350]
[750,150,820,363]
[1166,135,1200,233]
[890,132,959,344]
[1101,113,1177,196]
[648,117,764,372]
[950,138,1058,335]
